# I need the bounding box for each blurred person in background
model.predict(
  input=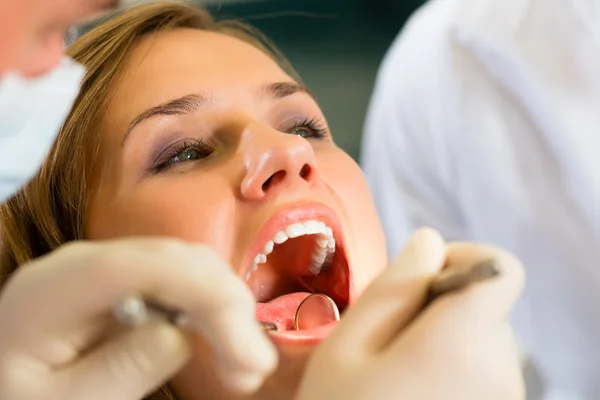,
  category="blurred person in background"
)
[362,0,600,399]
